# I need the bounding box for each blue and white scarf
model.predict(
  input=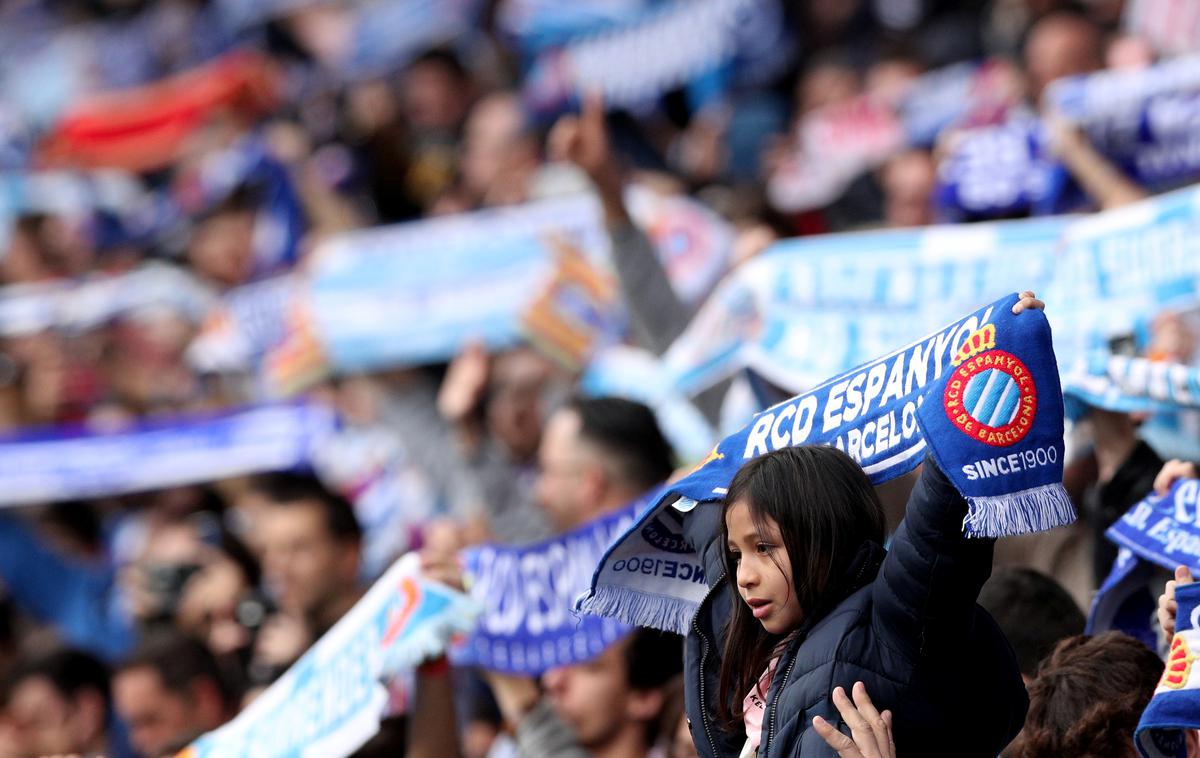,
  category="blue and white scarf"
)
[939,56,1200,219]
[1136,578,1200,758]
[1088,480,1200,649]
[522,0,791,115]
[1064,354,1200,420]
[185,553,479,758]
[458,497,652,674]
[1046,55,1200,192]
[0,403,334,506]
[0,263,214,338]
[304,195,610,372]
[580,293,1071,633]
[662,183,1200,401]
